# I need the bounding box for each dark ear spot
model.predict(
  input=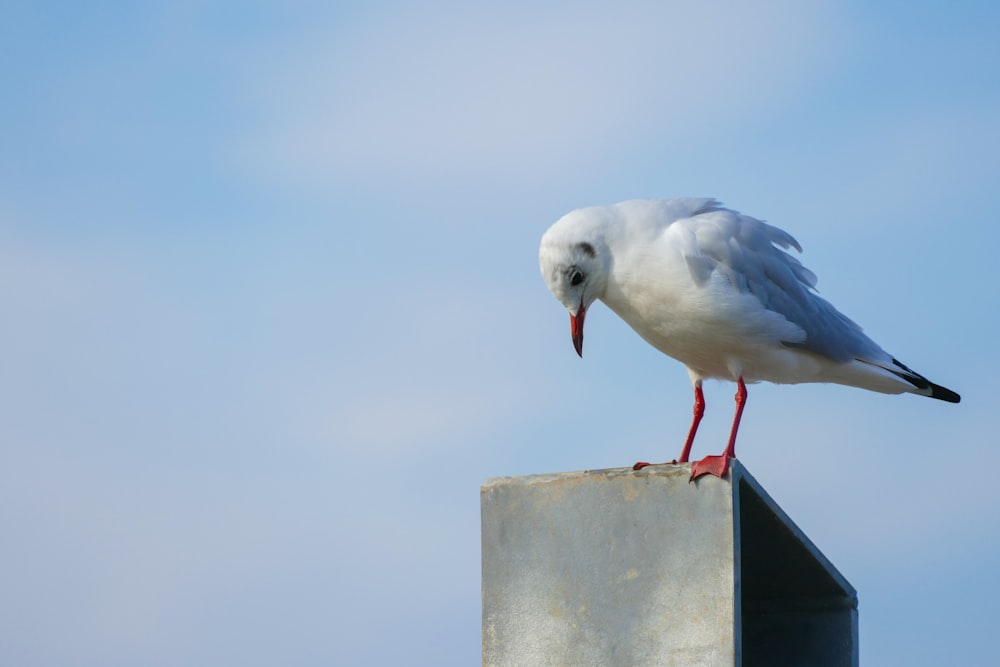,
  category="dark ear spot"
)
[576,242,596,258]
